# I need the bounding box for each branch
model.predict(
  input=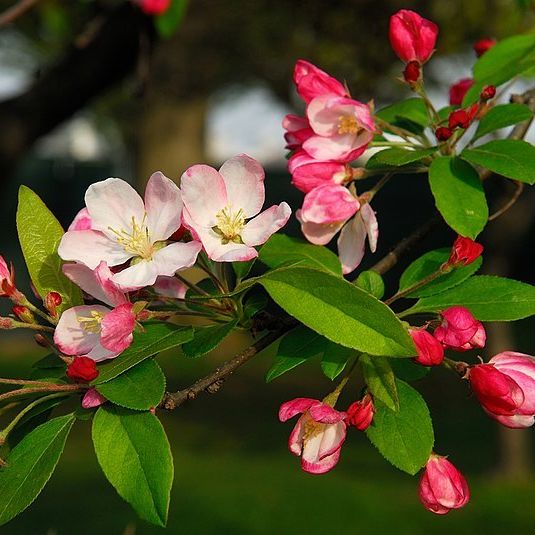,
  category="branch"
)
[160,325,292,410]
[489,180,525,222]
[0,0,38,27]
